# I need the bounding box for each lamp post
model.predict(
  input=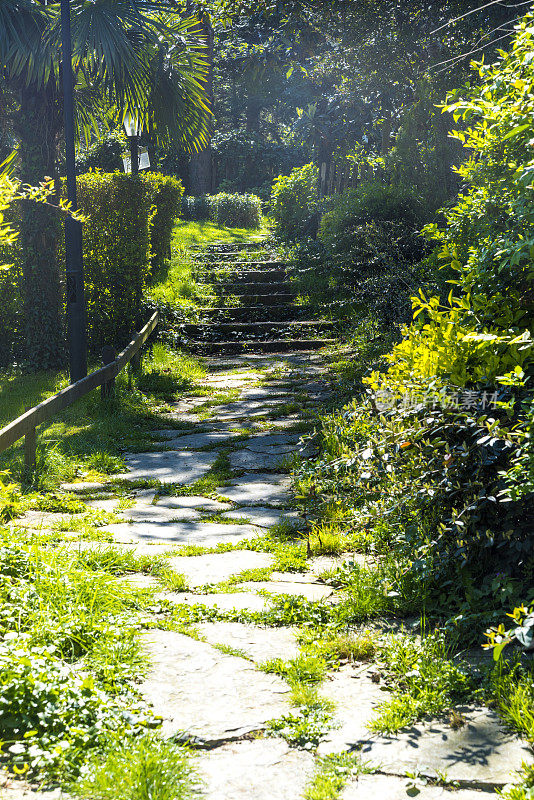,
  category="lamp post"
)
[60,0,87,382]
[124,114,142,176]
